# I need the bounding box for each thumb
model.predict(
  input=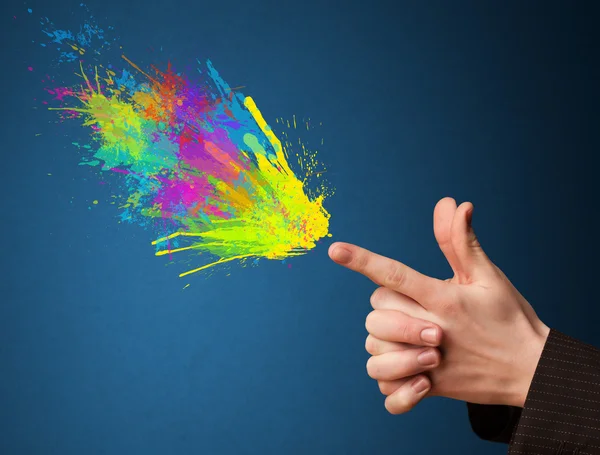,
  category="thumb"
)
[433,197,463,279]
[450,202,494,280]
